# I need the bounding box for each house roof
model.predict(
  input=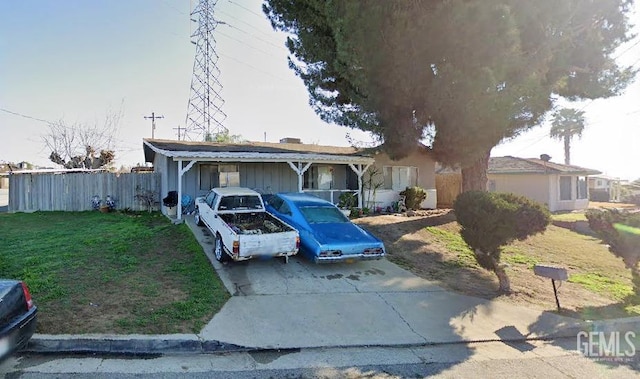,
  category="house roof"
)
[143,138,377,165]
[488,156,601,175]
